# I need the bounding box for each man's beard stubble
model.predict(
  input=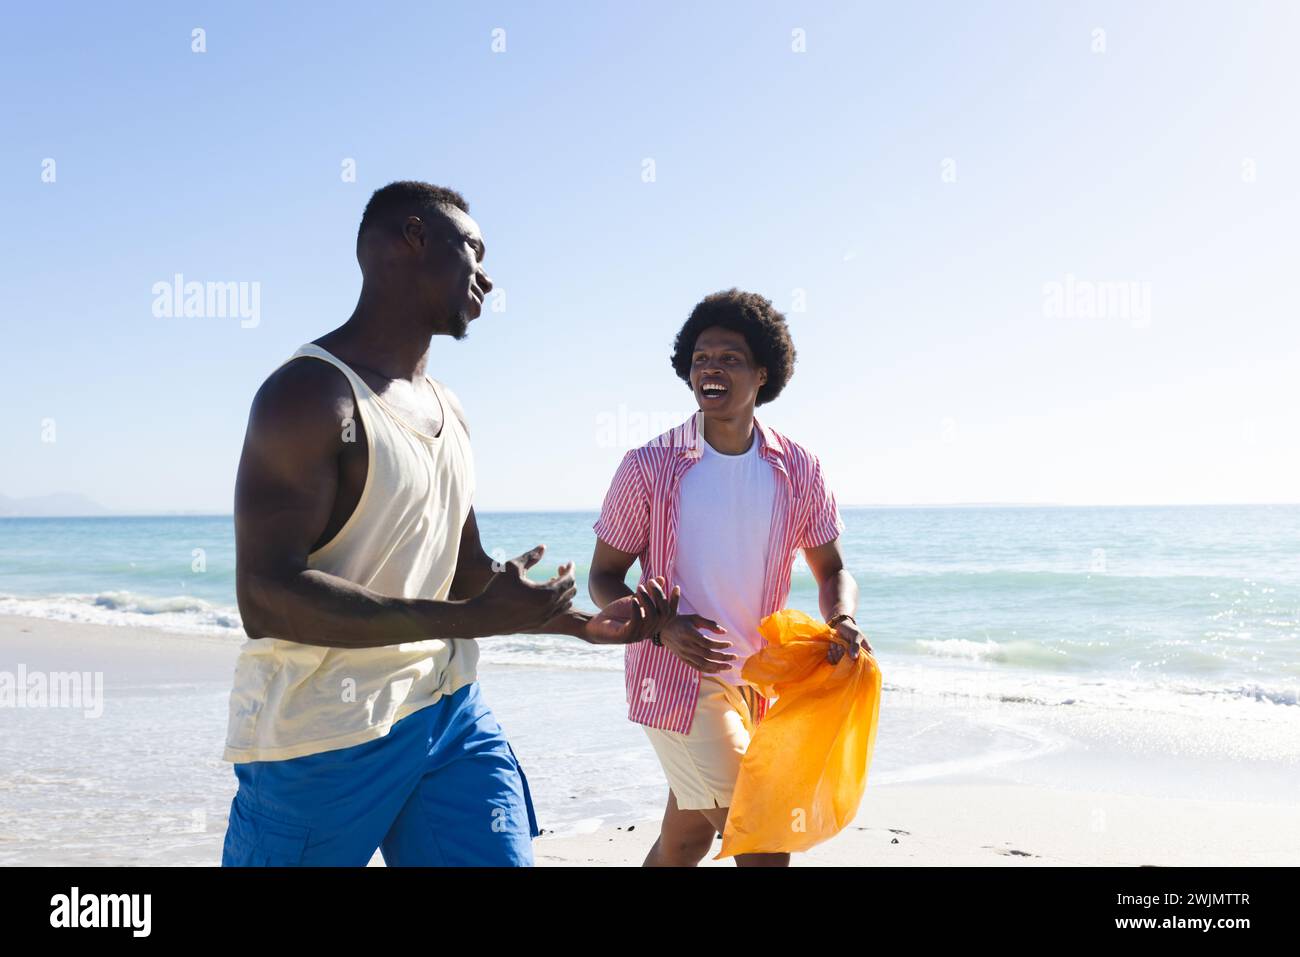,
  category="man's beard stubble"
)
[446,308,471,341]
